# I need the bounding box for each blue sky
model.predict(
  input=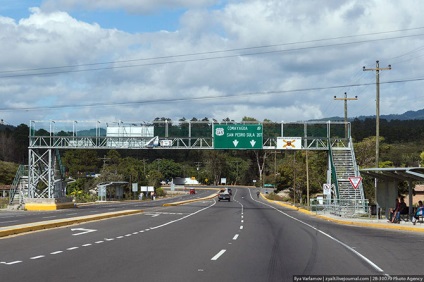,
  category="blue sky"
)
[1,1,424,126]
[3,0,185,33]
